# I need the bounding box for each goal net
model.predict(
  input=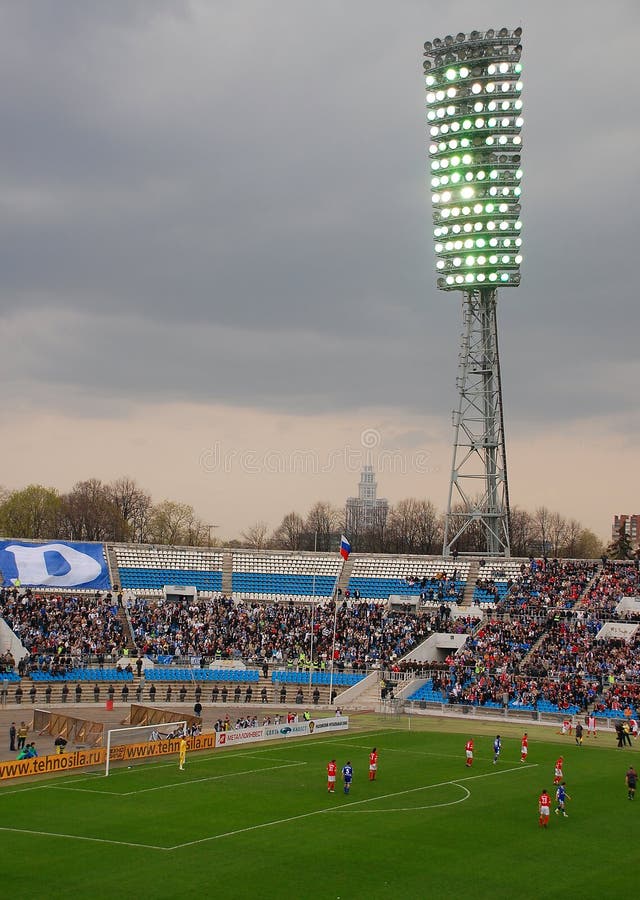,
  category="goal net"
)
[105,721,187,776]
